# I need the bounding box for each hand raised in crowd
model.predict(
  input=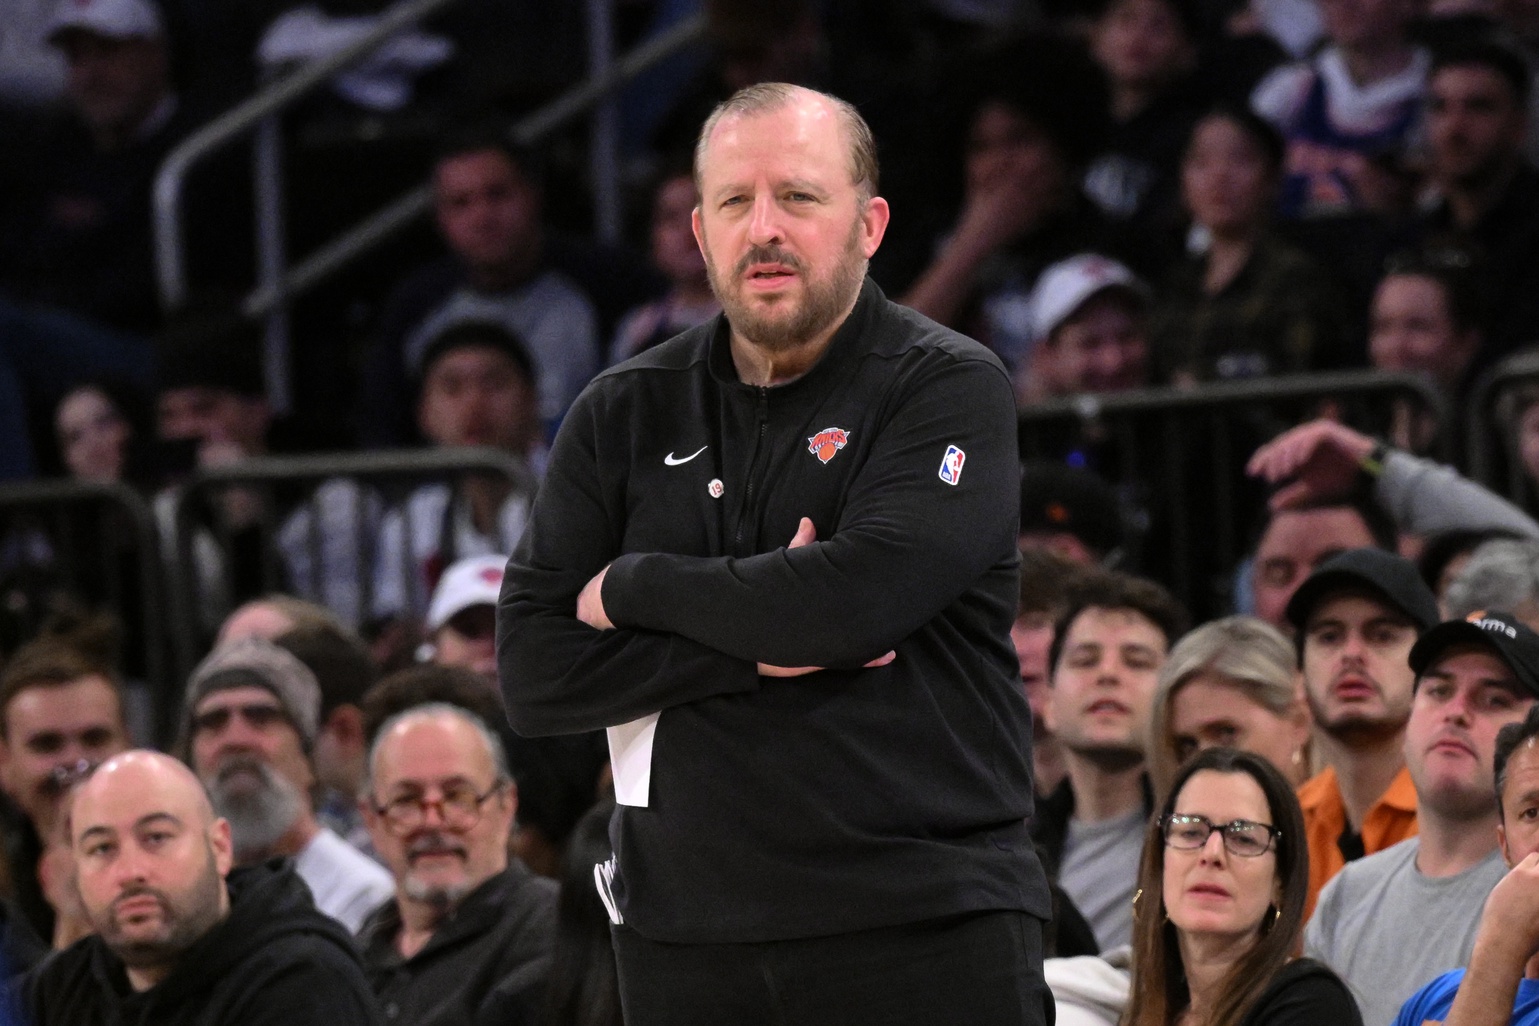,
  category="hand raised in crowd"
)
[953,145,1065,258]
[1246,418,1377,511]
[1442,852,1539,1026]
